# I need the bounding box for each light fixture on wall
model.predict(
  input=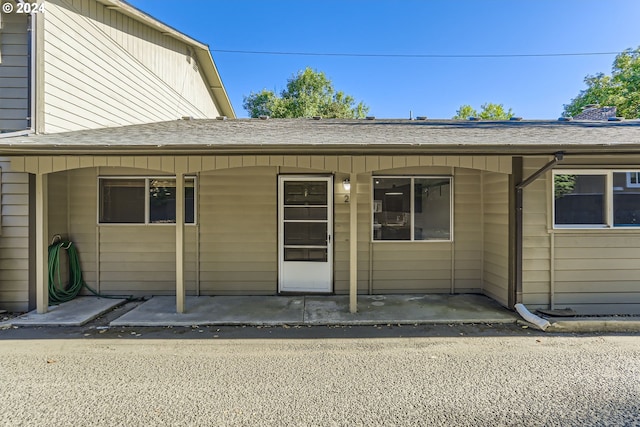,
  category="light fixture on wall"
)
[343,179,351,192]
